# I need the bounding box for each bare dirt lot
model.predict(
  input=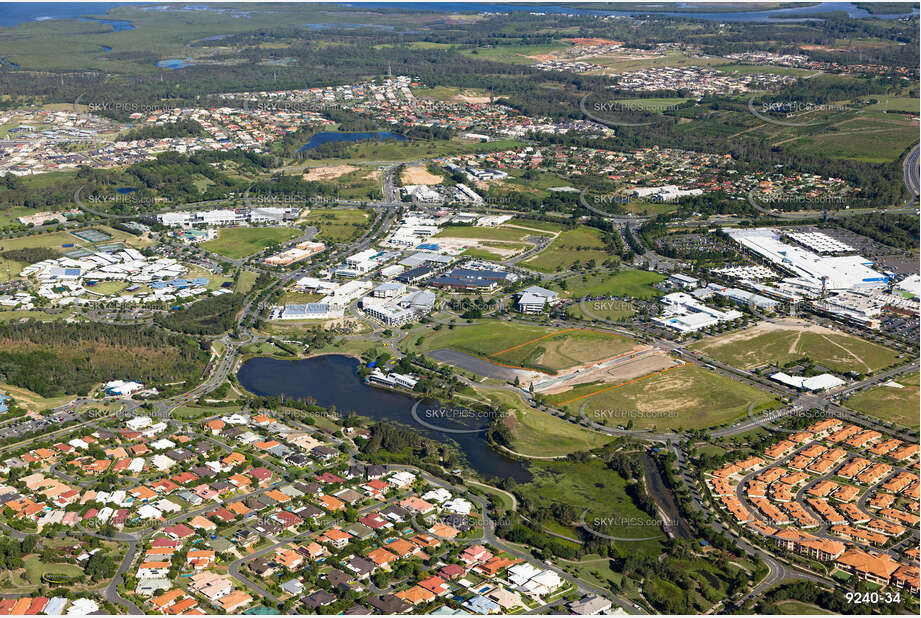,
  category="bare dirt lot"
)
[536,346,678,395]
[400,165,443,185]
[303,165,358,181]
